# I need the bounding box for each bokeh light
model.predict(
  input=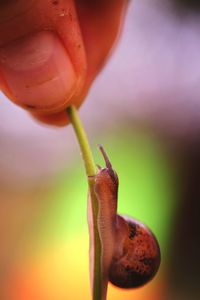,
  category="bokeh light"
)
[1,132,176,299]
